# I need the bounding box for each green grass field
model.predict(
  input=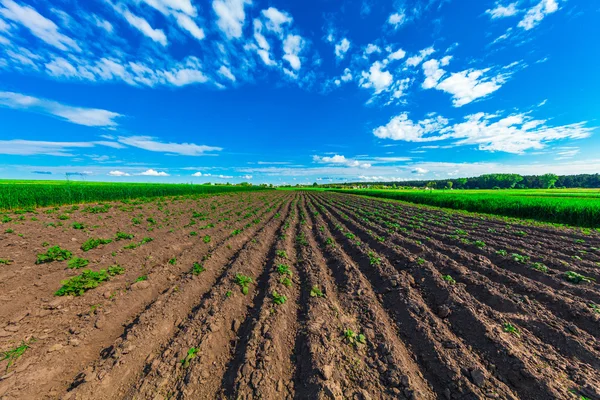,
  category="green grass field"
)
[327,188,600,228]
[0,180,269,210]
